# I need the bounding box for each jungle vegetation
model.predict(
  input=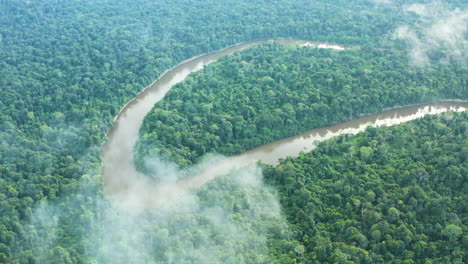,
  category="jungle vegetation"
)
[136,42,466,170]
[263,112,468,263]
[0,0,466,263]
